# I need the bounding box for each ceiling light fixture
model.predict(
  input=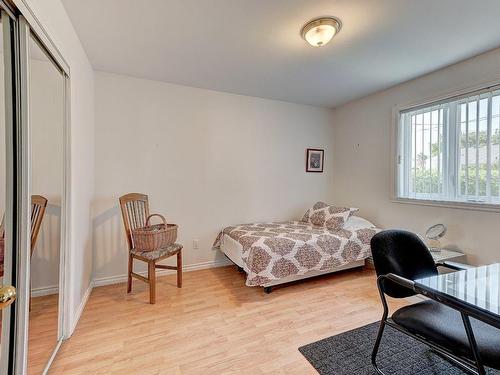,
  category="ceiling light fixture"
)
[301,17,342,47]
